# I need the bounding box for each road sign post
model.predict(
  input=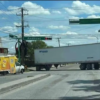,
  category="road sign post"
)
[9,34,18,39]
